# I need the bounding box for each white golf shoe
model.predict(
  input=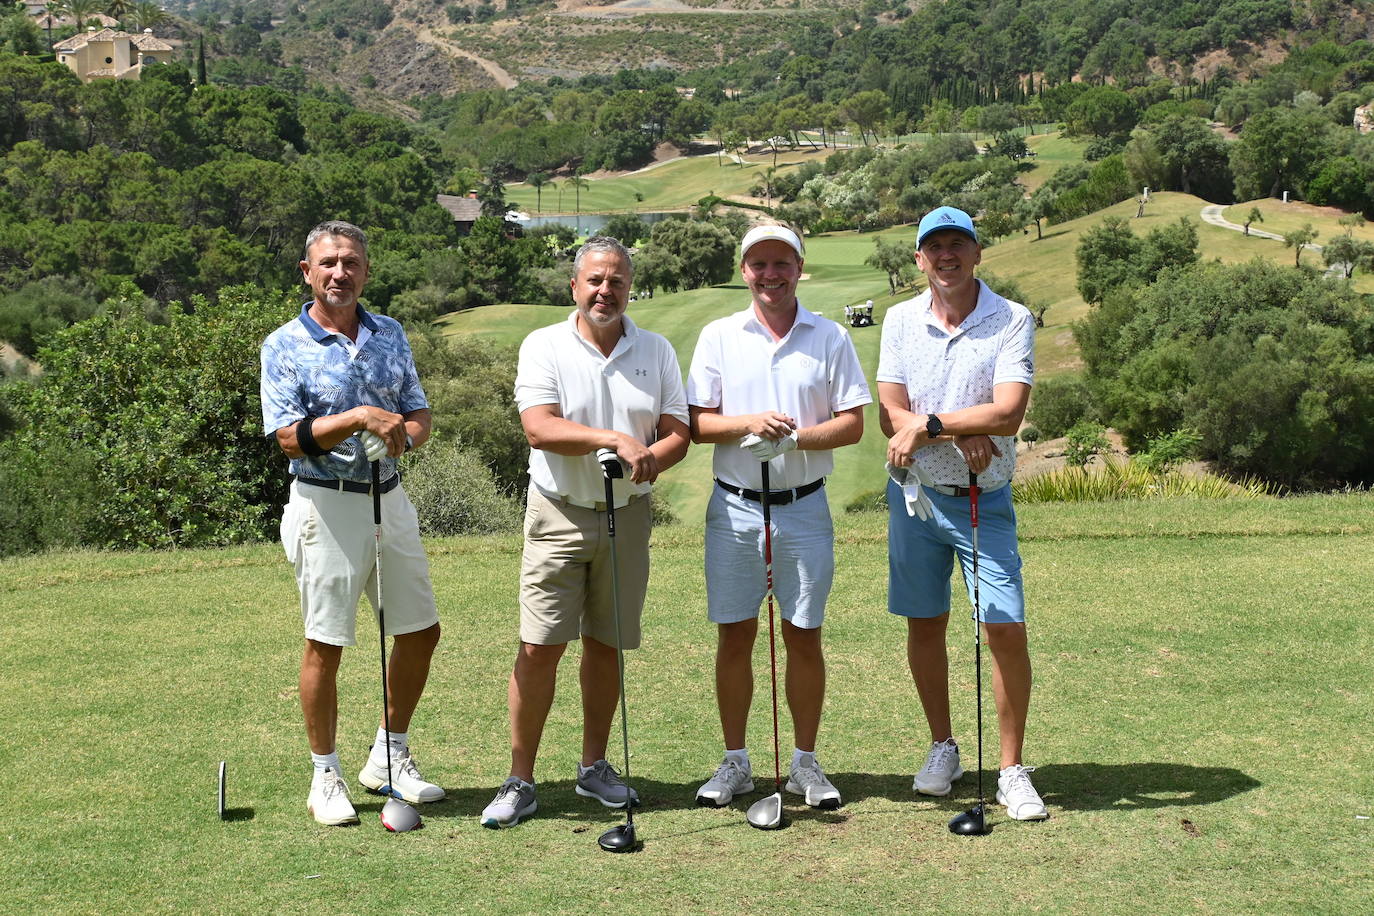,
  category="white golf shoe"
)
[914,739,964,796]
[786,755,842,809]
[696,757,755,807]
[358,749,446,803]
[308,766,360,826]
[997,764,1049,820]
